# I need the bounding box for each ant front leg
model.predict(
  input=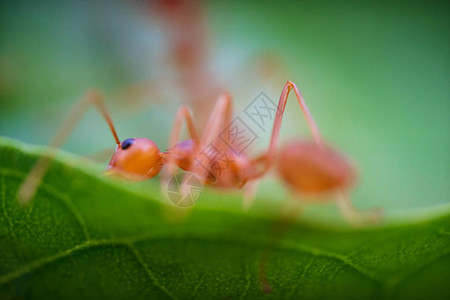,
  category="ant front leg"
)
[195,92,242,186]
[200,93,233,146]
[161,106,201,186]
[162,94,234,207]
[18,90,120,205]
